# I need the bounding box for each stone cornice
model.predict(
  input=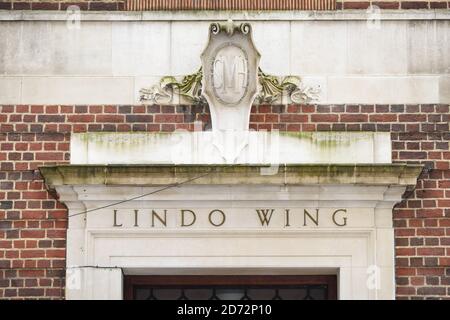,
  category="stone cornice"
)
[40,164,423,190]
[1,10,450,21]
